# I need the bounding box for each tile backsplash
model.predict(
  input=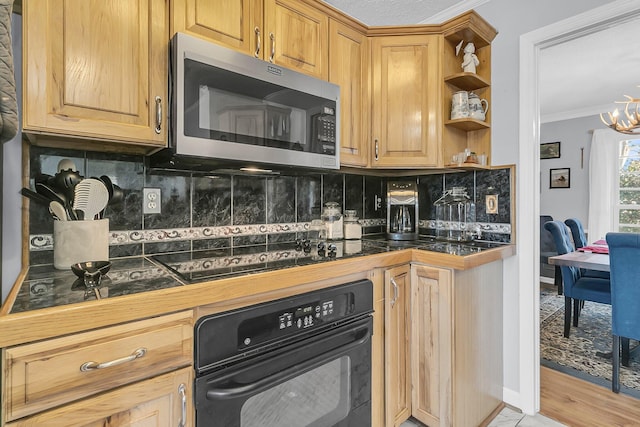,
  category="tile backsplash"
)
[27,146,512,265]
